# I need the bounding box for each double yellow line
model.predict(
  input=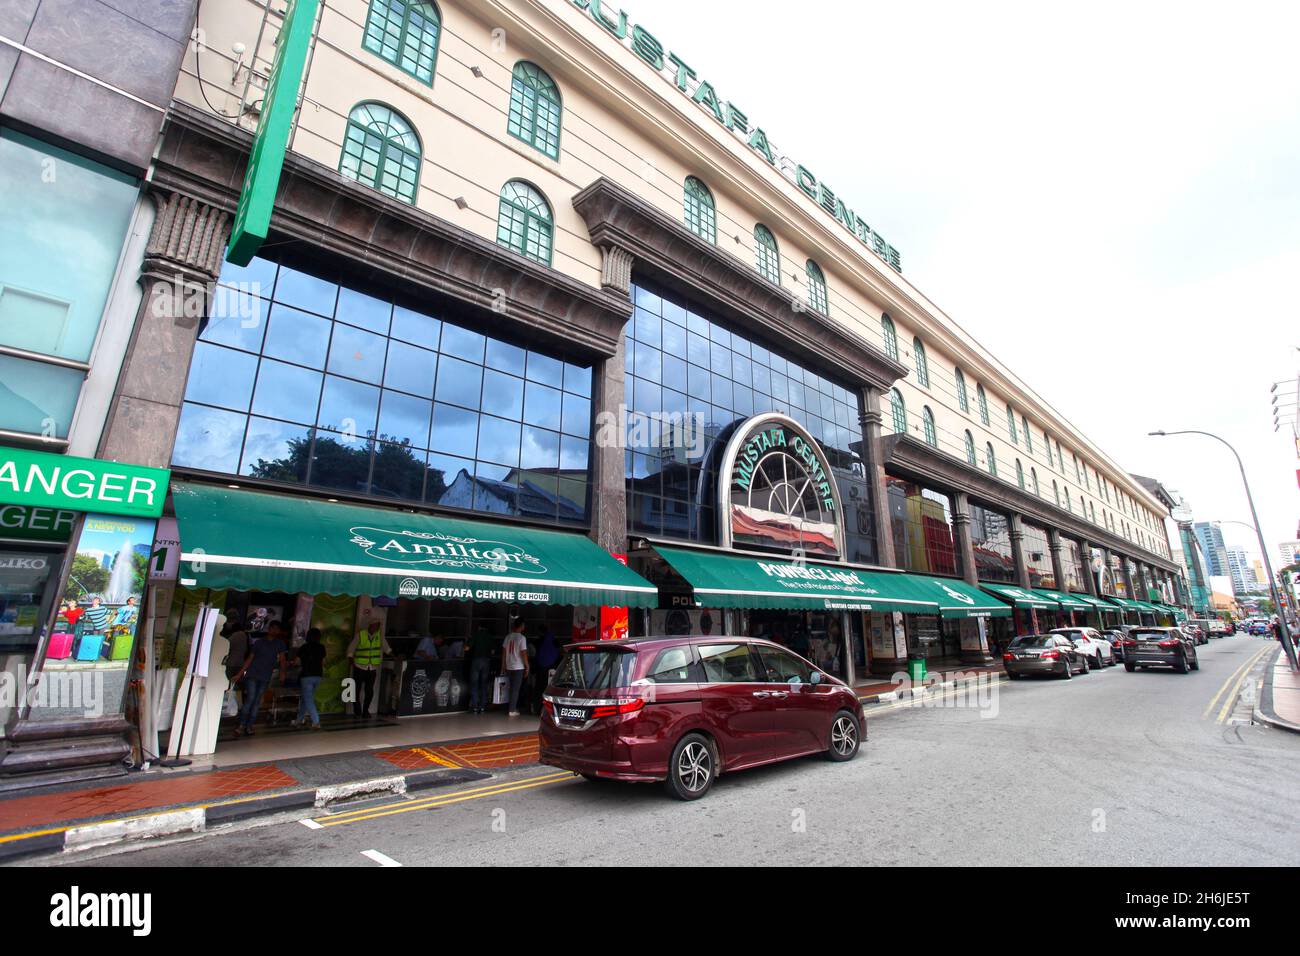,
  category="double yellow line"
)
[1203,644,1274,724]
[313,770,574,828]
